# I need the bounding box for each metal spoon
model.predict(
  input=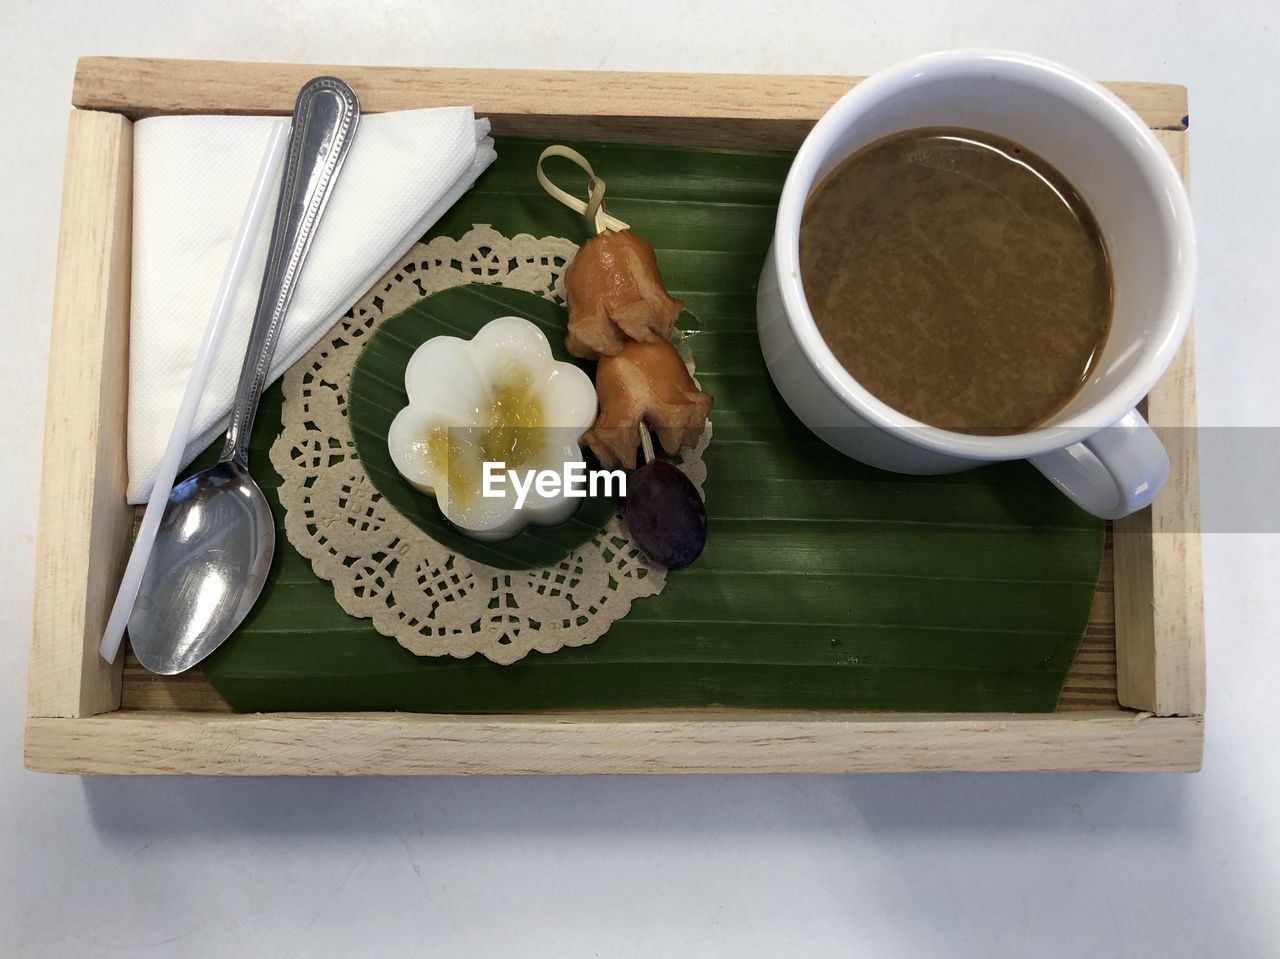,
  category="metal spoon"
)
[127,77,360,674]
